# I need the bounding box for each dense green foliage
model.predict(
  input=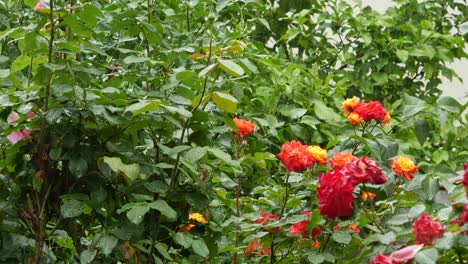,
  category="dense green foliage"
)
[0,0,467,263]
